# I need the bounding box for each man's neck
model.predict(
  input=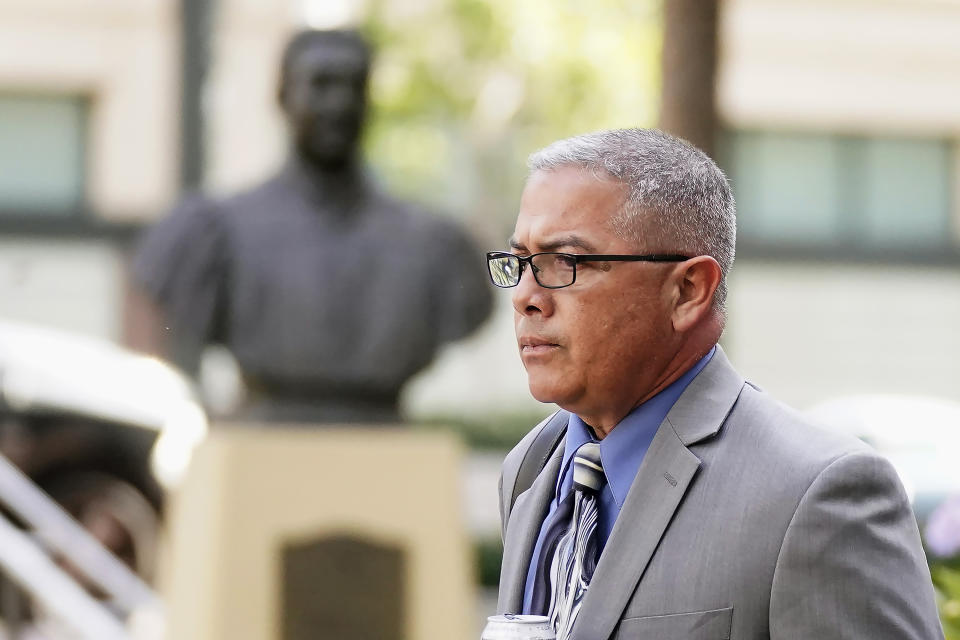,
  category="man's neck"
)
[580,341,718,439]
